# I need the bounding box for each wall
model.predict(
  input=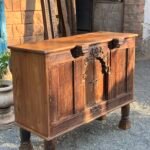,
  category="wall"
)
[124,0,145,51]
[4,0,44,46]
[93,1,124,32]
[143,0,150,52]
